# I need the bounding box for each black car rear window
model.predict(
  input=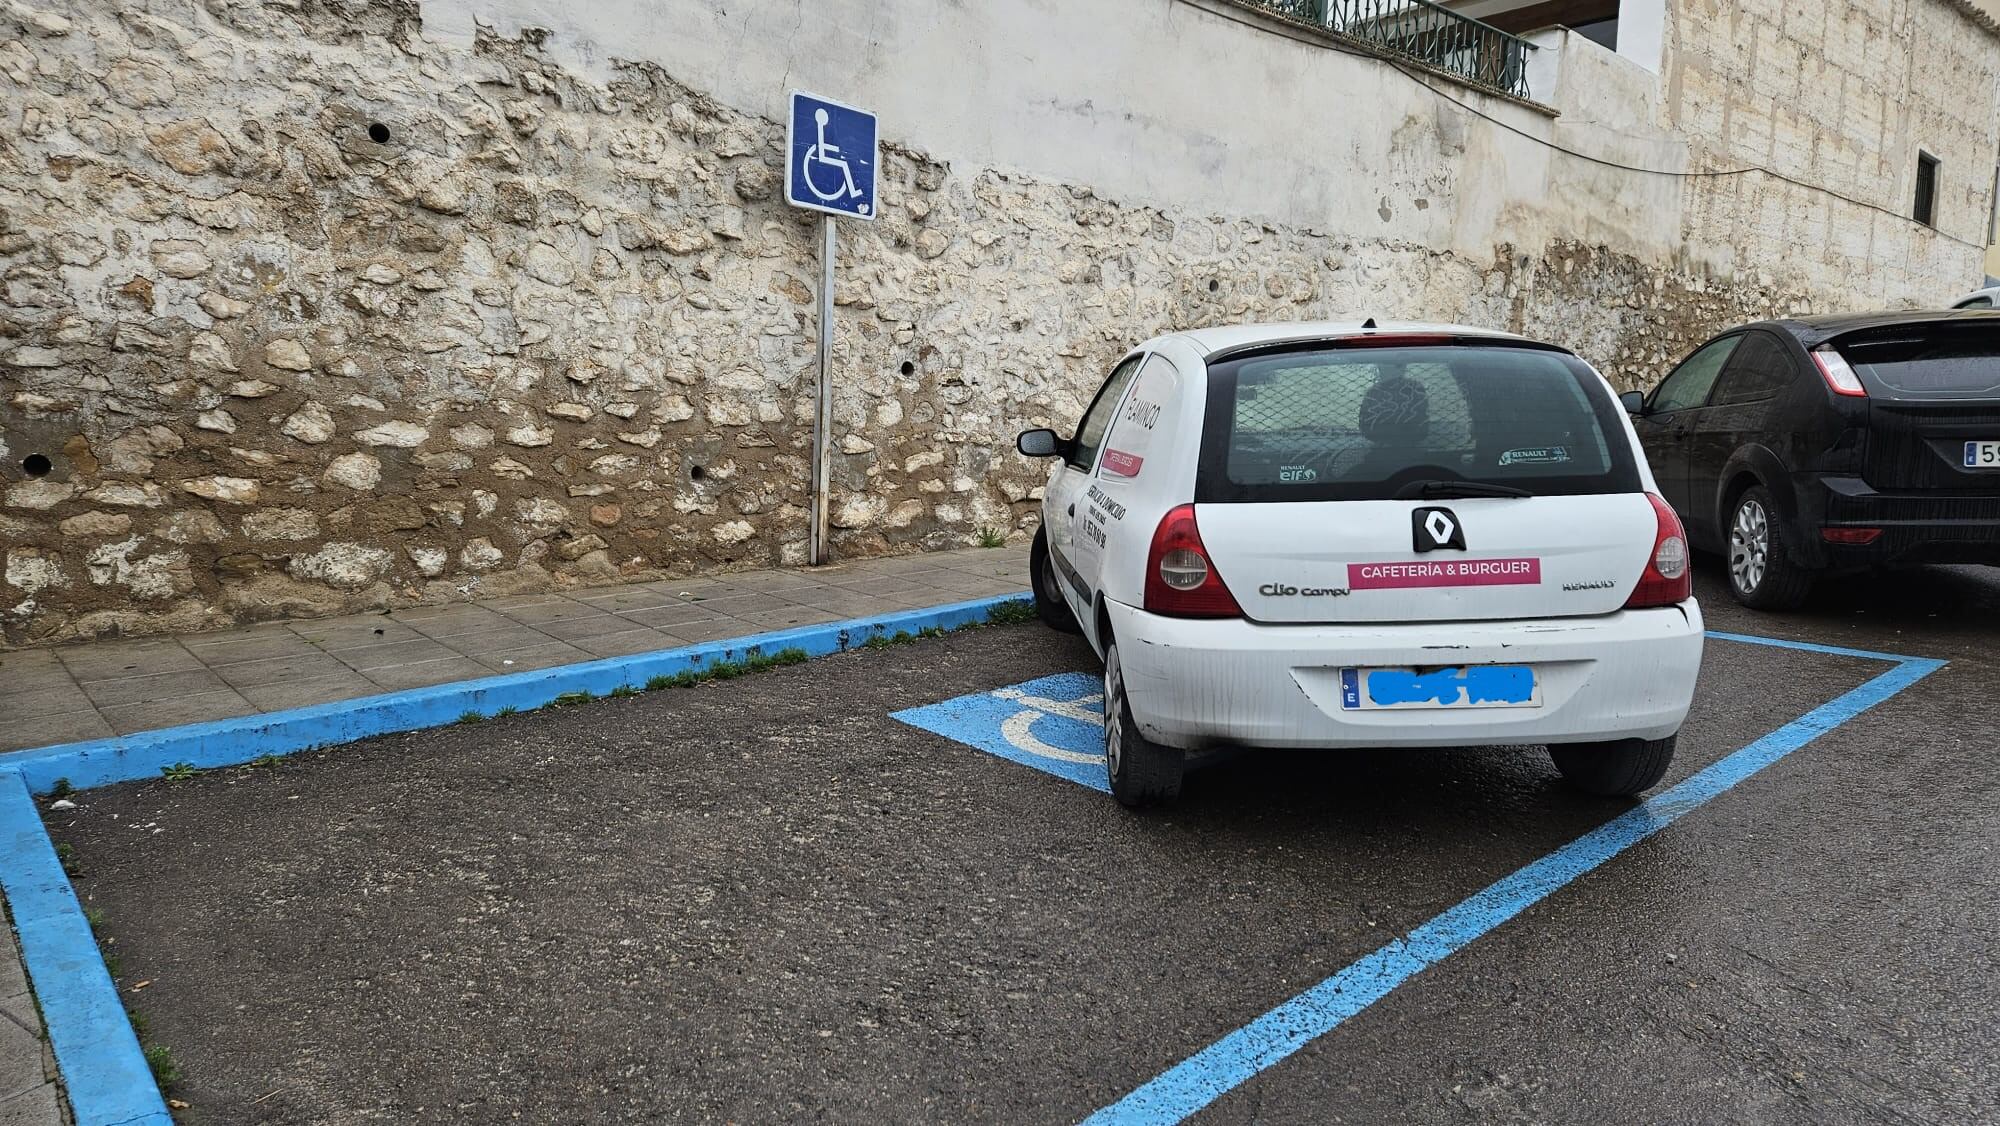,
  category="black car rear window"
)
[1836,326,2000,395]
[1196,342,1642,502]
